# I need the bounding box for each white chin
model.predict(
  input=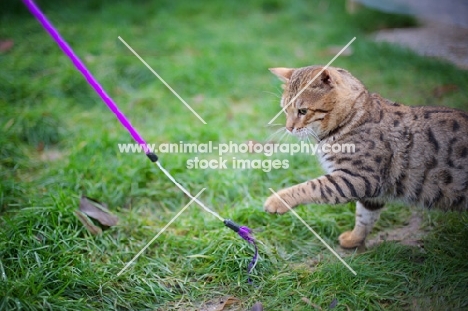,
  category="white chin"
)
[291,131,306,138]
